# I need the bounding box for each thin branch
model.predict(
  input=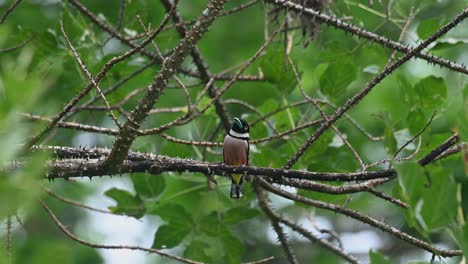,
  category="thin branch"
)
[384,7,414,66]
[135,14,194,112]
[283,7,468,169]
[267,176,393,195]
[131,25,282,137]
[418,134,460,166]
[254,186,298,264]
[366,188,408,208]
[433,143,466,162]
[250,100,382,141]
[256,178,462,257]
[255,185,359,263]
[66,0,260,83]
[0,35,33,52]
[102,0,229,170]
[38,200,202,264]
[60,21,122,129]
[44,188,127,216]
[393,111,436,159]
[0,0,22,24]
[265,0,468,75]
[163,0,260,31]
[23,113,118,136]
[242,256,275,264]
[287,54,366,171]
[67,60,156,120]
[161,0,232,133]
[23,1,176,149]
[6,215,12,264]
[224,98,278,133]
[116,0,126,31]
[280,218,359,264]
[159,118,323,147]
